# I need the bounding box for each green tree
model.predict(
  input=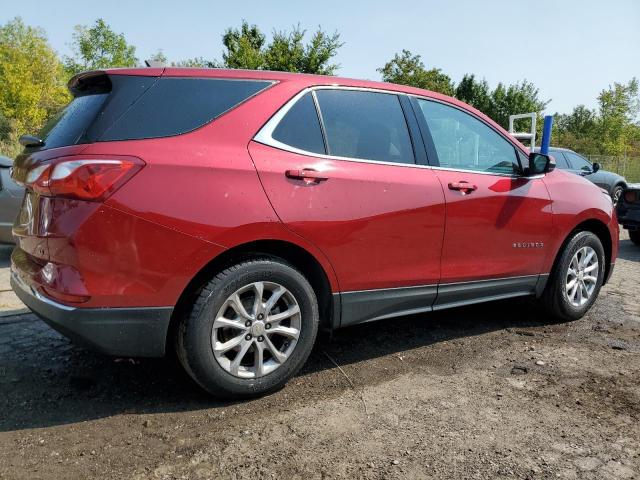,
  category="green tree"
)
[0,17,69,156]
[173,56,218,68]
[553,105,601,154]
[218,21,342,74]
[148,49,167,65]
[597,78,639,155]
[489,80,548,130]
[455,74,493,115]
[64,18,138,76]
[263,25,343,74]
[377,50,455,96]
[0,111,12,143]
[222,21,266,70]
[555,105,598,135]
